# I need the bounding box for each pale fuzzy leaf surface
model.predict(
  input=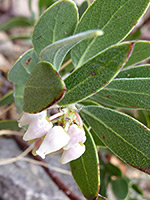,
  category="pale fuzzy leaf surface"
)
[124,41,150,67]
[59,42,133,105]
[14,84,24,114]
[32,0,78,55]
[23,62,66,113]
[90,78,150,110]
[40,30,103,71]
[80,106,150,175]
[70,125,100,200]
[71,0,150,68]
[8,49,39,85]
